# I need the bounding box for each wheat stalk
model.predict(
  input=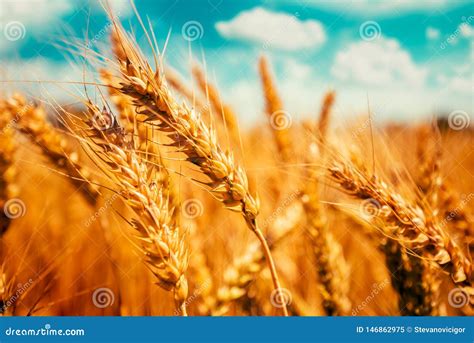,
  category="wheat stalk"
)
[100,69,137,135]
[100,69,180,209]
[419,127,474,255]
[0,271,10,316]
[184,221,214,315]
[0,101,18,235]
[192,64,240,143]
[330,169,441,316]
[109,24,288,315]
[383,239,441,315]
[210,200,303,315]
[300,92,351,315]
[317,91,335,145]
[4,94,99,206]
[78,102,189,315]
[302,193,352,315]
[258,56,292,162]
[328,157,472,290]
[0,263,16,316]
